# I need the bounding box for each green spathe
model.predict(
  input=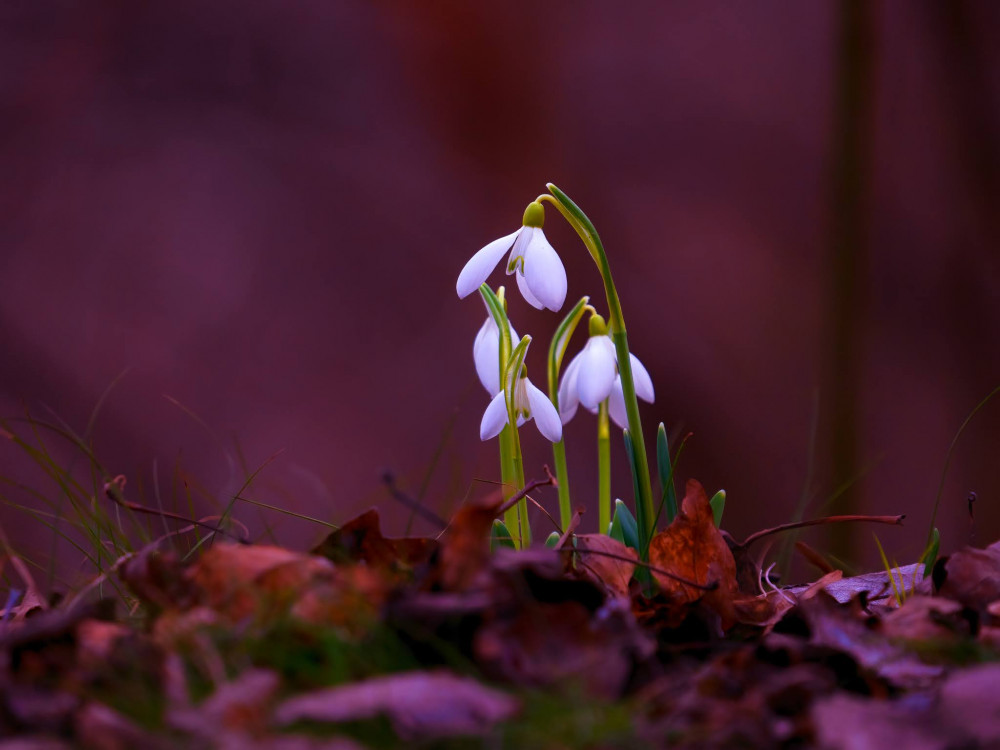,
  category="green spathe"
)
[522,201,545,228]
[588,313,608,338]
